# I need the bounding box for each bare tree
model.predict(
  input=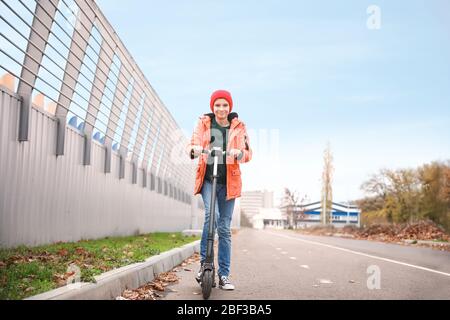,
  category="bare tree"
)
[321,142,334,225]
[296,194,309,226]
[240,209,253,228]
[283,188,299,229]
